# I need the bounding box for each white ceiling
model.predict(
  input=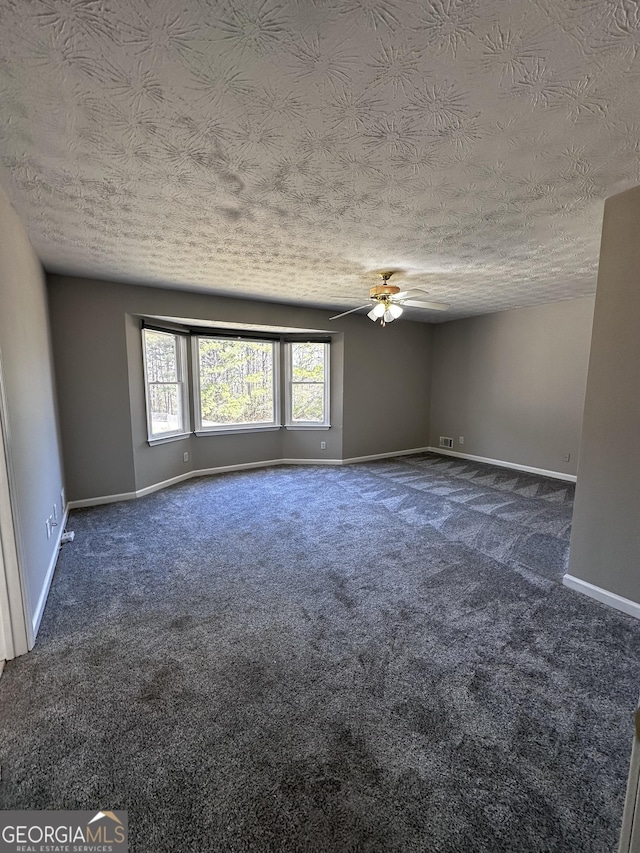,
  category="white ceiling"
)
[1,0,639,321]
